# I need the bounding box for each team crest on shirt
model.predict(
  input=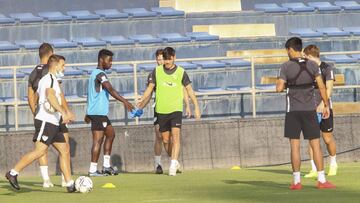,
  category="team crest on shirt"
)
[102,122,108,128]
[42,135,48,141]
